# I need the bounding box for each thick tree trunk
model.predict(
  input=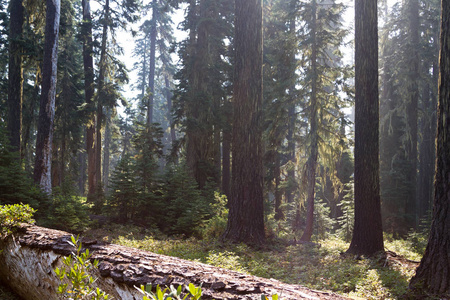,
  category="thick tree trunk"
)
[7,0,24,156]
[185,0,214,189]
[346,0,384,256]
[223,0,265,245]
[33,0,61,194]
[81,0,97,201]
[409,2,450,296]
[300,0,318,243]
[0,225,346,300]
